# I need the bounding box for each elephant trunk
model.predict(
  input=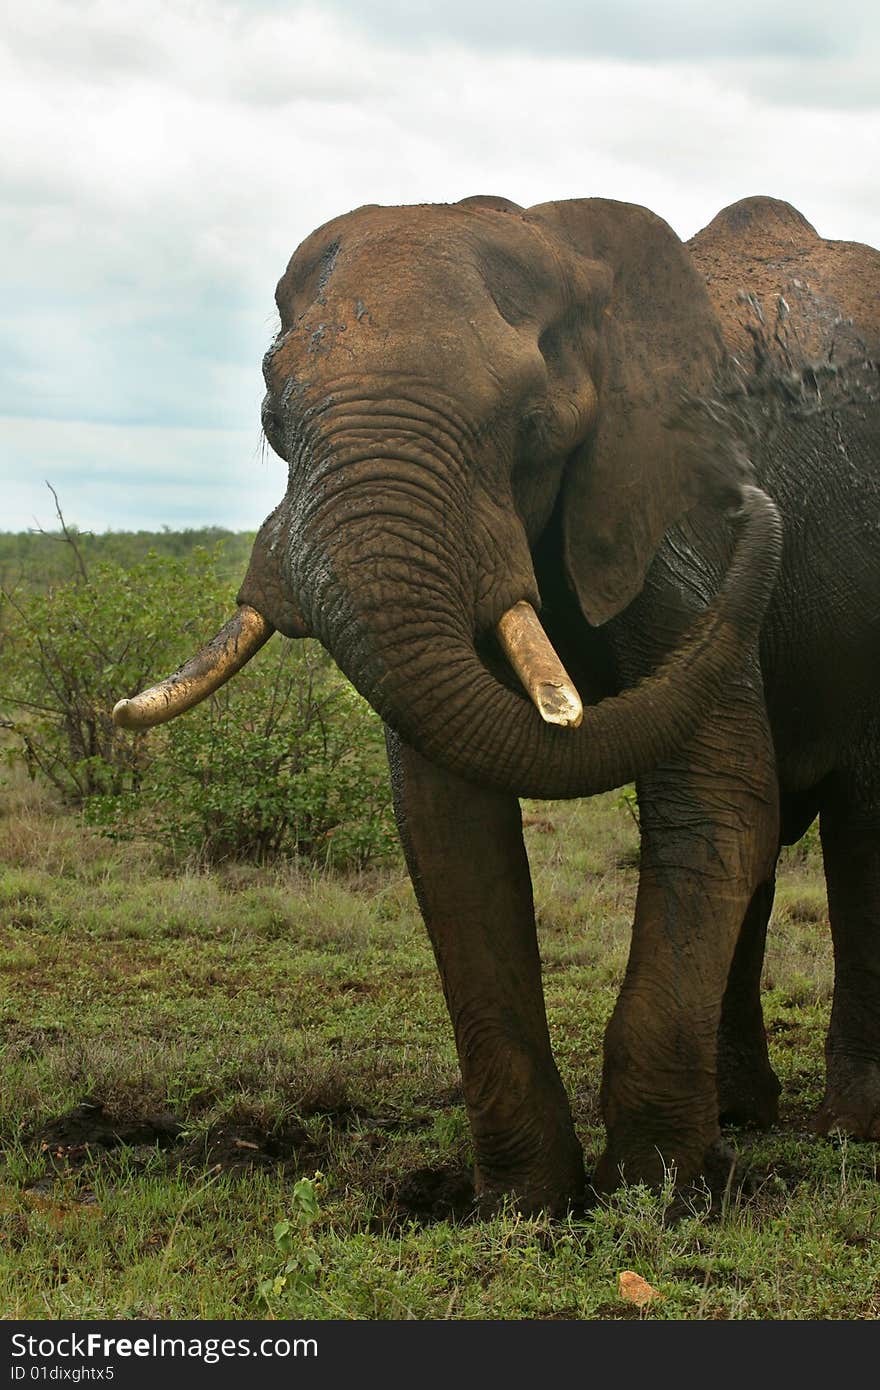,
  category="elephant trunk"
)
[113,461,781,800]
[303,483,782,801]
